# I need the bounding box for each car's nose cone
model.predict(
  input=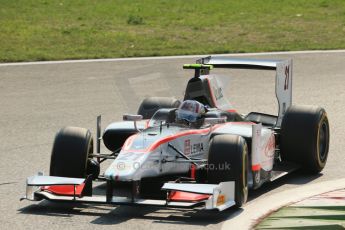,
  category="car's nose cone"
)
[104,151,158,181]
